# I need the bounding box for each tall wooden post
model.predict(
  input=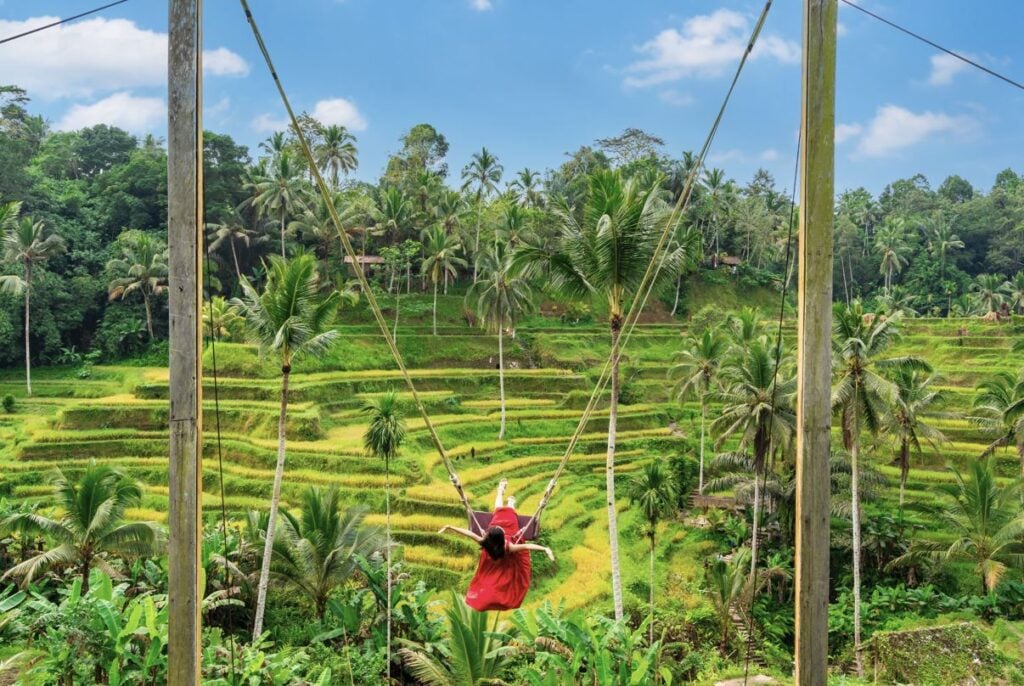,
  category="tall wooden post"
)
[794,0,835,684]
[168,0,203,683]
